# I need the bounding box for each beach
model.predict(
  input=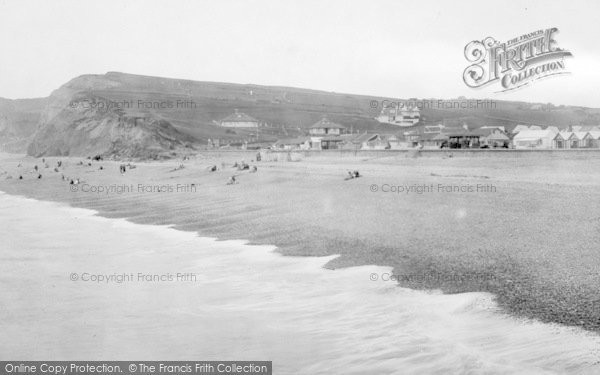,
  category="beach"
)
[1,150,600,335]
[1,190,600,374]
